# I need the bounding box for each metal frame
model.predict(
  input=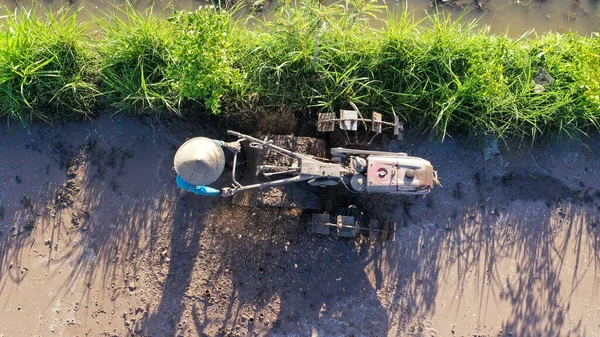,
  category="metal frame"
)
[227,130,349,195]
[317,110,404,140]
